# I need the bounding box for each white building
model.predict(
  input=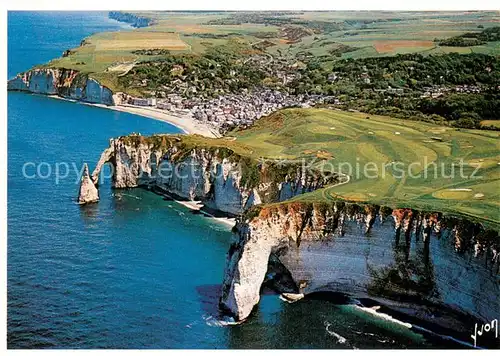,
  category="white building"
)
[156,101,172,110]
[132,97,156,106]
